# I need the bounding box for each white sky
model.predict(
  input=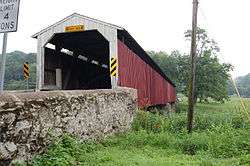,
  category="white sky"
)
[1,0,250,77]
